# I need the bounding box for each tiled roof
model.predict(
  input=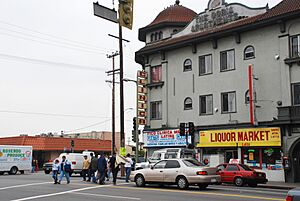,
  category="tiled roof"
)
[0,136,111,151]
[136,0,300,55]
